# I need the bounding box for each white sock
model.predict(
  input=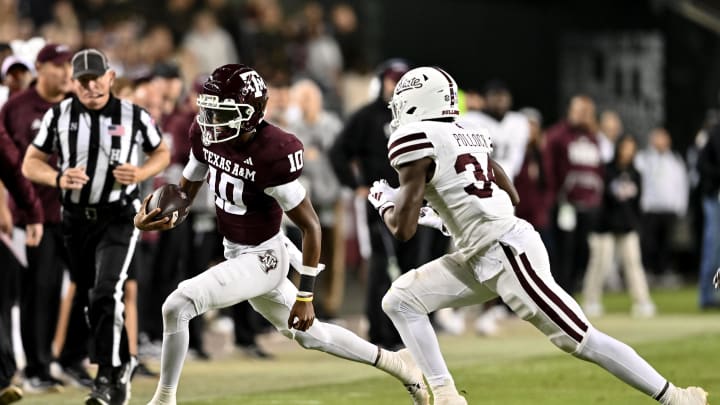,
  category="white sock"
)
[575,328,671,401]
[294,320,378,363]
[153,329,189,401]
[383,294,452,385]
